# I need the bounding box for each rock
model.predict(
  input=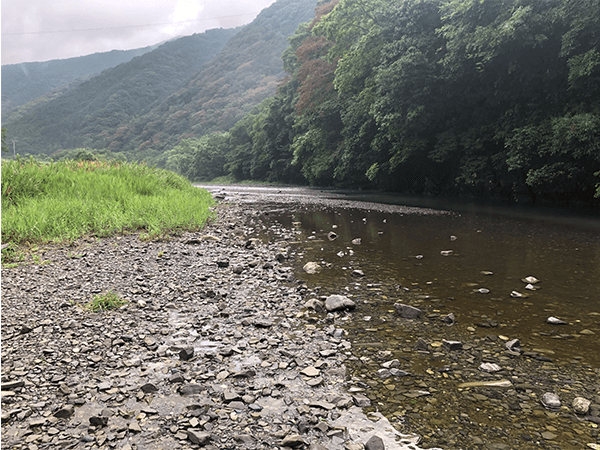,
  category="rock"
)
[443,340,463,351]
[457,380,513,388]
[179,347,195,361]
[303,262,322,274]
[187,429,211,445]
[305,298,325,312]
[541,393,561,410]
[442,313,455,325]
[440,250,453,256]
[580,329,595,335]
[521,276,540,284]
[572,397,591,414]
[281,434,306,447]
[353,395,371,407]
[53,405,74,419]
[475,287,490,294]
[179,384,203,396]
[394,303,422,319]
[140,383,158,393]
[415,338,429,352]
[547,316,567,325]
[505,338,521,353]
[1,380,25,390]
[351,238,362,245]
[479,363,502,373]
[351,269,365,277]
[365,435,385,450]
[216,259,230,268]
[327,232,338,241]
[510,291,527,298]
[89,416,108,427]
[325,294,356,312]
[301,366,320,377]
